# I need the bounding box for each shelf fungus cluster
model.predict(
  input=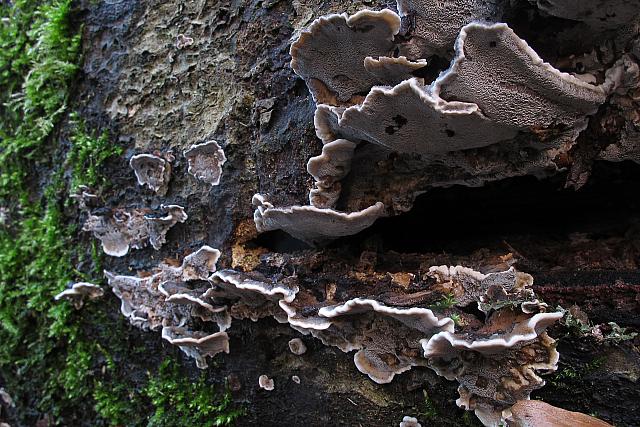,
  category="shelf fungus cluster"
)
[249,0,640,244]
[82,1,640,426]
[83,204,187,257]
[281,1,640,218]
[105,245,230,368]
[82,140,229,257]
[105,243,562,426]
